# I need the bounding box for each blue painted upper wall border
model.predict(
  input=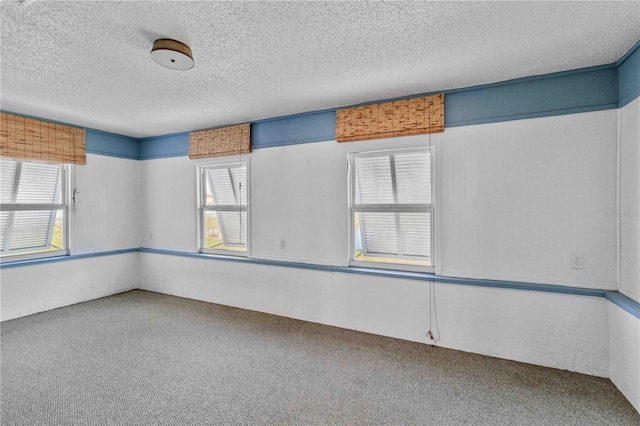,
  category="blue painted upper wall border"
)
[138,132,189,159]
[251,110,336,149]
[444,65,618,127]
[85,129,139,160]
[617,39,640,108]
